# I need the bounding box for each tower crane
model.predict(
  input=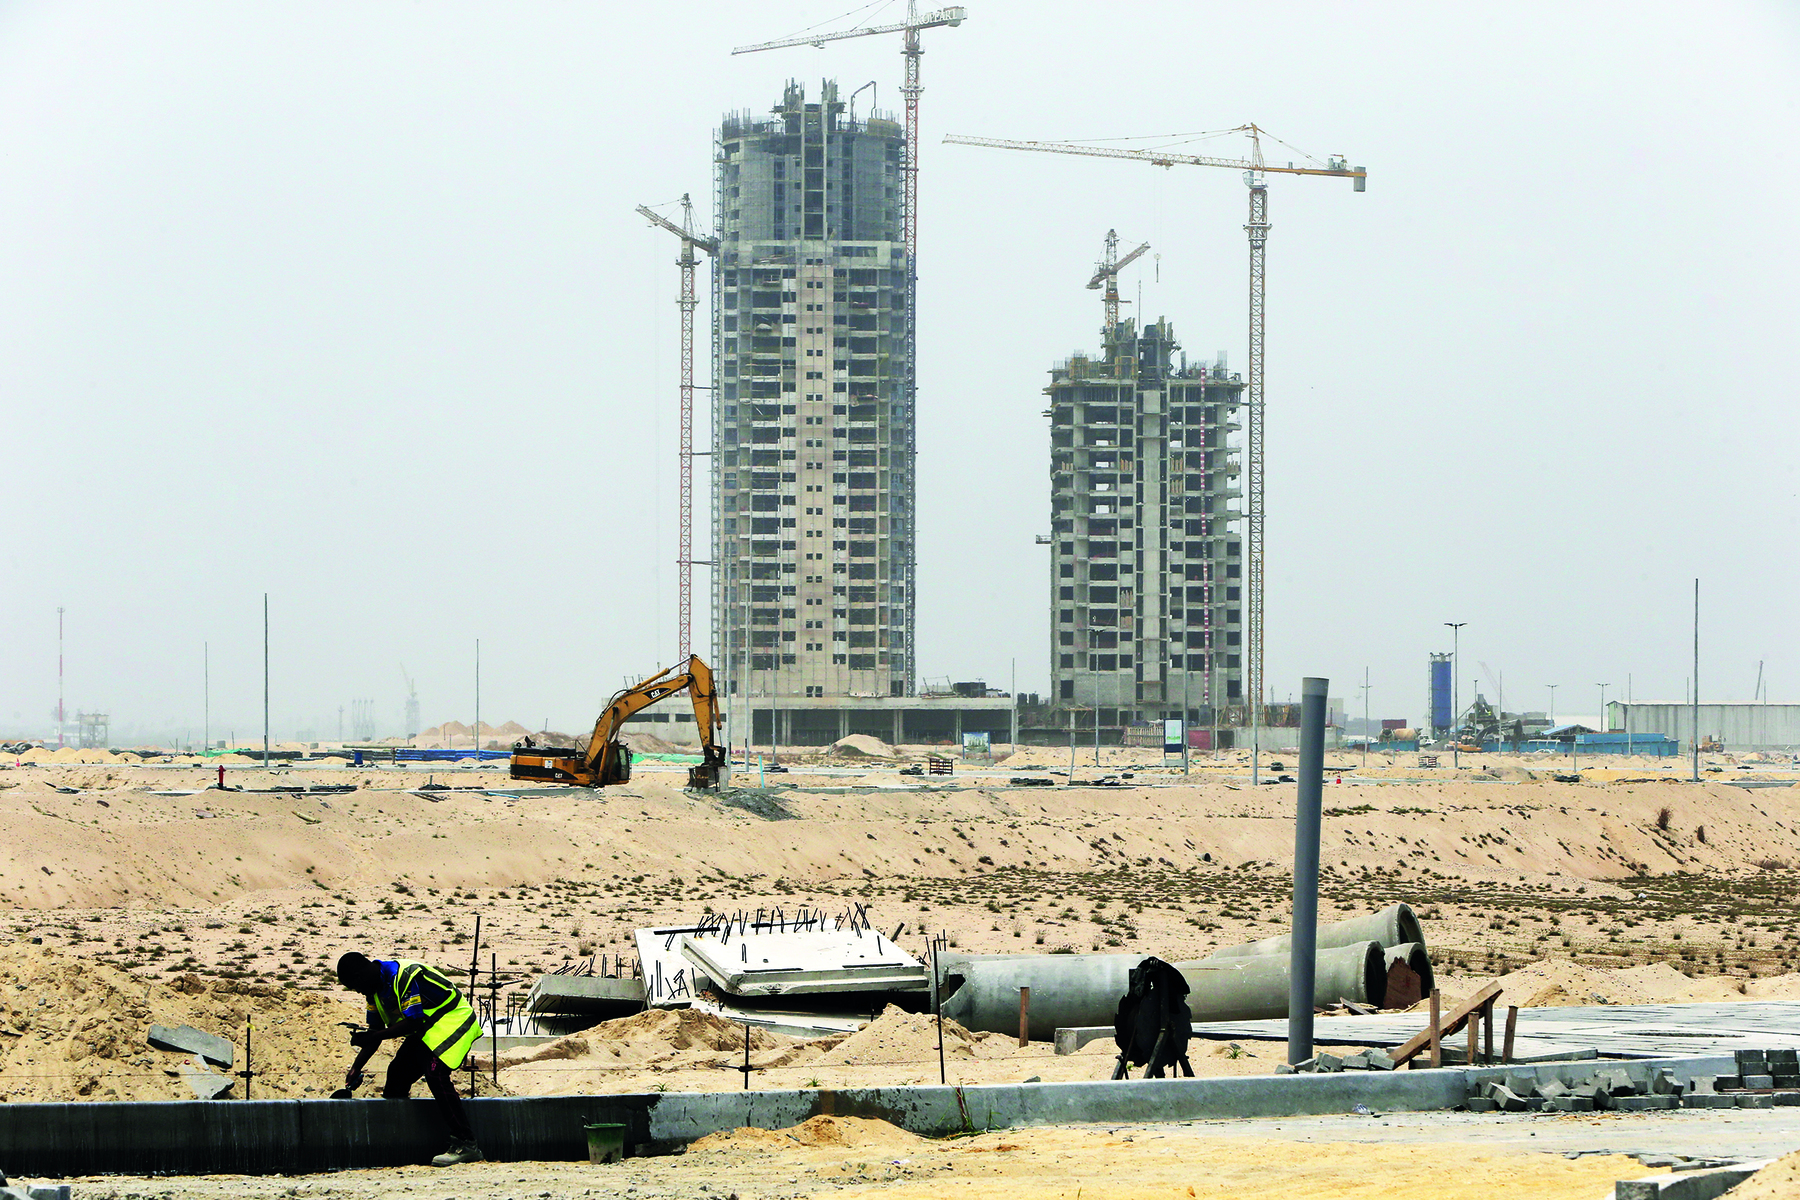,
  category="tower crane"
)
[636,196,720,660]
[732,6,967,267]
[944,126,1364,775]
[1087,229,1150,343]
